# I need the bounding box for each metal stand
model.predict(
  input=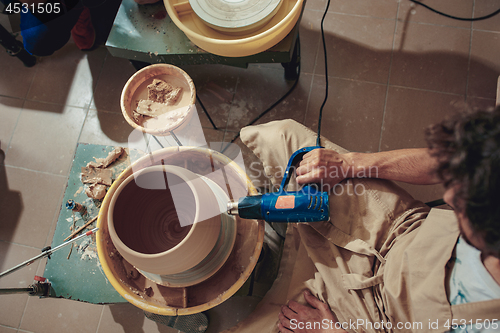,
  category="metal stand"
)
[0,23,36,67]
[0,280,51,297]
